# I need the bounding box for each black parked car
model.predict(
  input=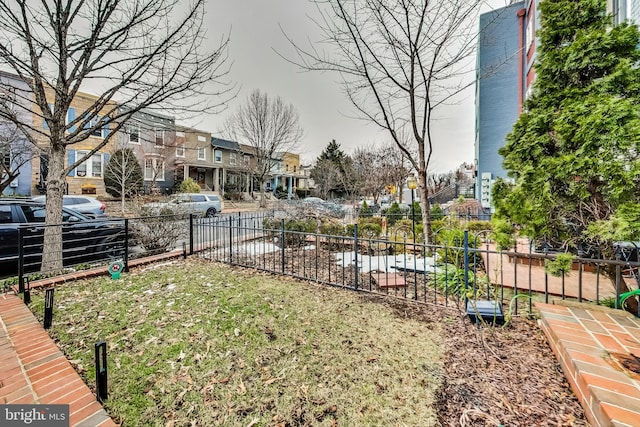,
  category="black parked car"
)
[0,199,125,278]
